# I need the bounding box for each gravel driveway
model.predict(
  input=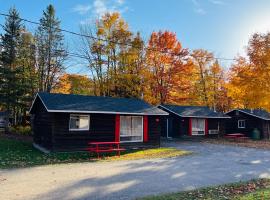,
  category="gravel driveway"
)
[1,141,270,200]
